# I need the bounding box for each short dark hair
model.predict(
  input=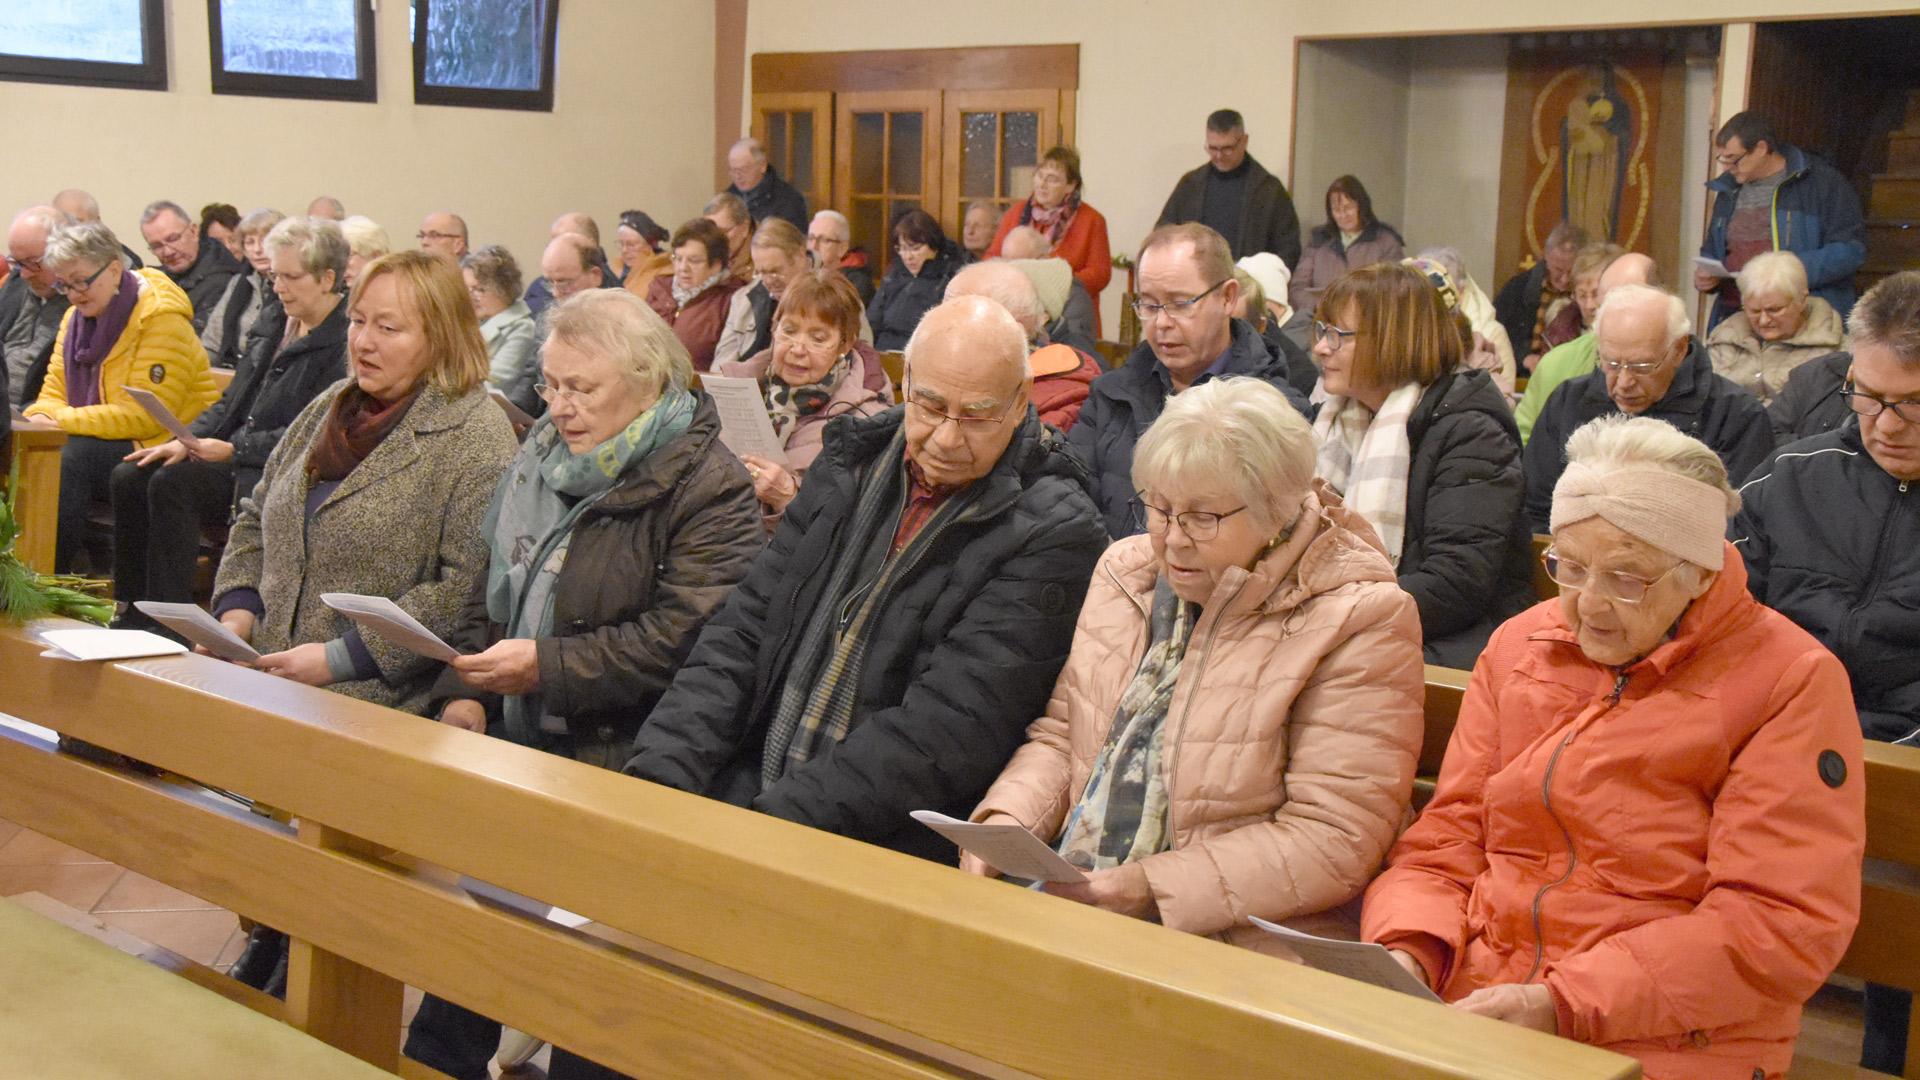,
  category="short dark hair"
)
[891,208,947,252]
[1039,145,1082,190]
[672,217,731,268]
[199,202,240,233]
[1206,109,1244,133]
[1715,110,1779,155]
[1325,175,1378,233]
